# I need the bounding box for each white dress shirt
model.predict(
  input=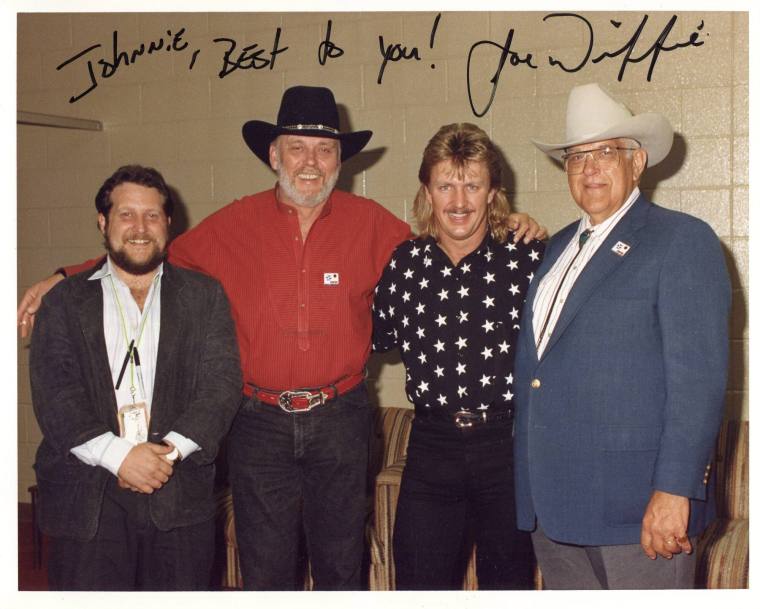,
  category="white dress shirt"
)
[70,257,198,476]
[532,187,640,359]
